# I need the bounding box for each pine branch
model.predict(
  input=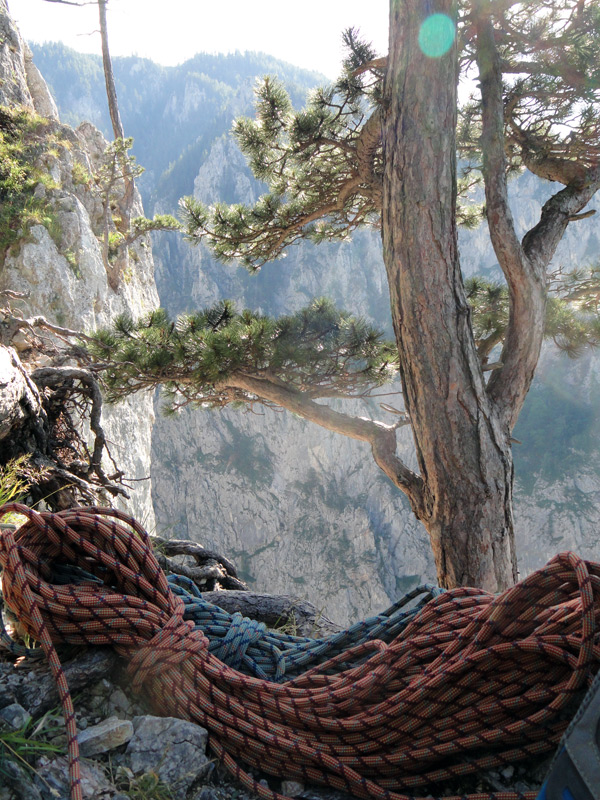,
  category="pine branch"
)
[84,300,398,404]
